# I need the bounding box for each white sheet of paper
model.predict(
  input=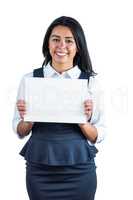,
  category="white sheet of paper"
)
[24,77,88,123]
